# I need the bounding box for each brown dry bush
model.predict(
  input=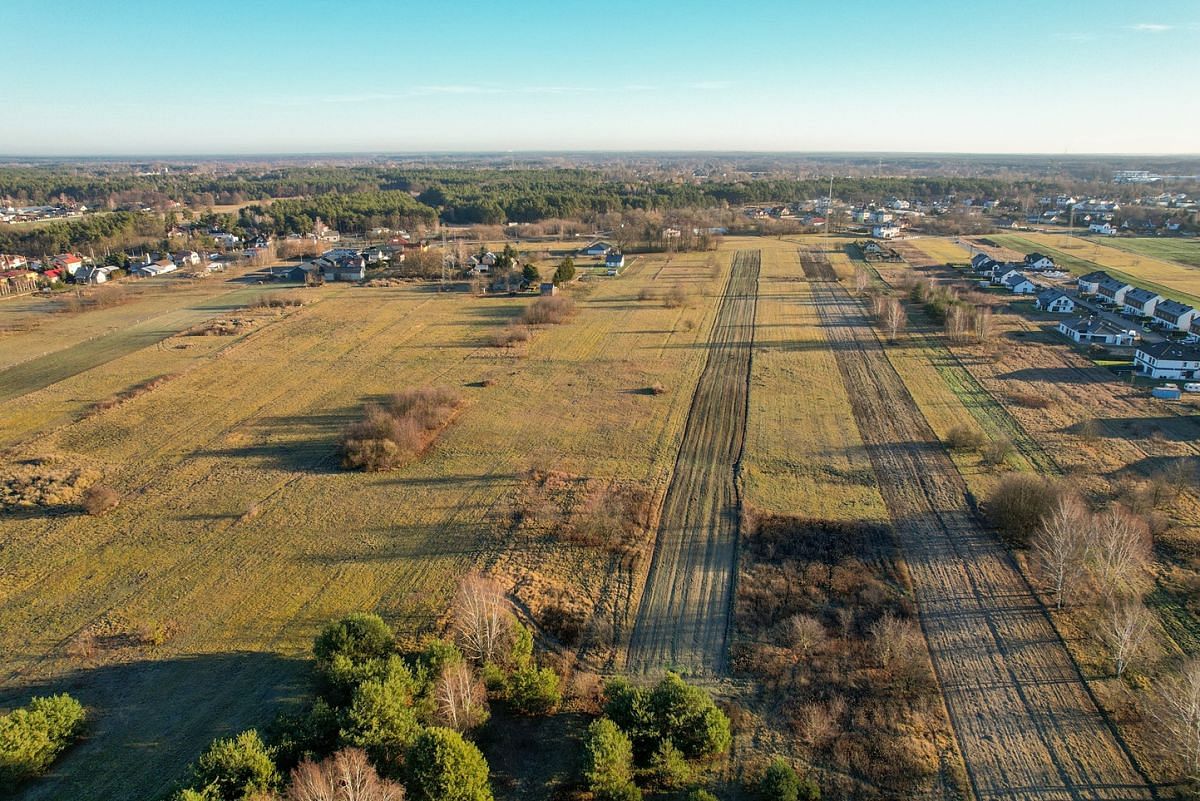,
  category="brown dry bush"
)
[487,324,531,348]
[1006,391,1051,409]
[985,473,1063,546]
[82,483,120,515]
[92,373,178,413]
[250,293,305,309]
[980,437,1015,467]
[521,295,575,325]
[185,317,255,336]
[662,285,690,308]
[944,424,984,452]
[0,456,102,511]
[338,387,463,471]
